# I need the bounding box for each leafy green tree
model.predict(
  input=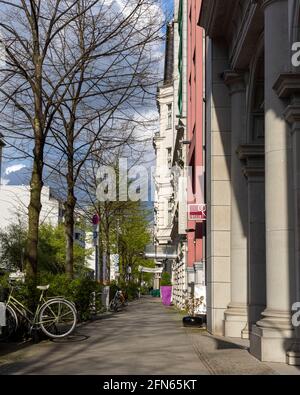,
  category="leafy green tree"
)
[38,224,92,275]
[114,203,155,283]
[38,225,65,274]
[0,222,92,275]
[0,221,27,271]
[160,272,172,286]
